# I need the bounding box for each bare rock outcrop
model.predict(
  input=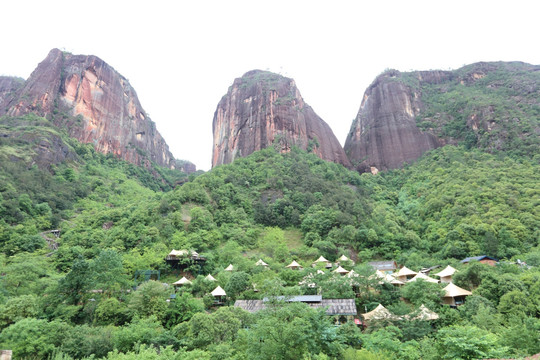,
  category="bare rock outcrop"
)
[344,71,447,172]
[212,70,350,168]
[1,49,176,169]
